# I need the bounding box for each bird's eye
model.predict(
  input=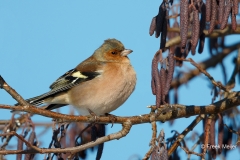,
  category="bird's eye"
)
[111,51,116,55]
